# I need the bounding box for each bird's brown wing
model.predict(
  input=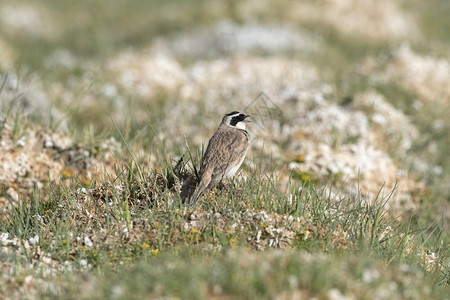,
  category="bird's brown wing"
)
[190,127,248,204]
[200,127,248,187]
